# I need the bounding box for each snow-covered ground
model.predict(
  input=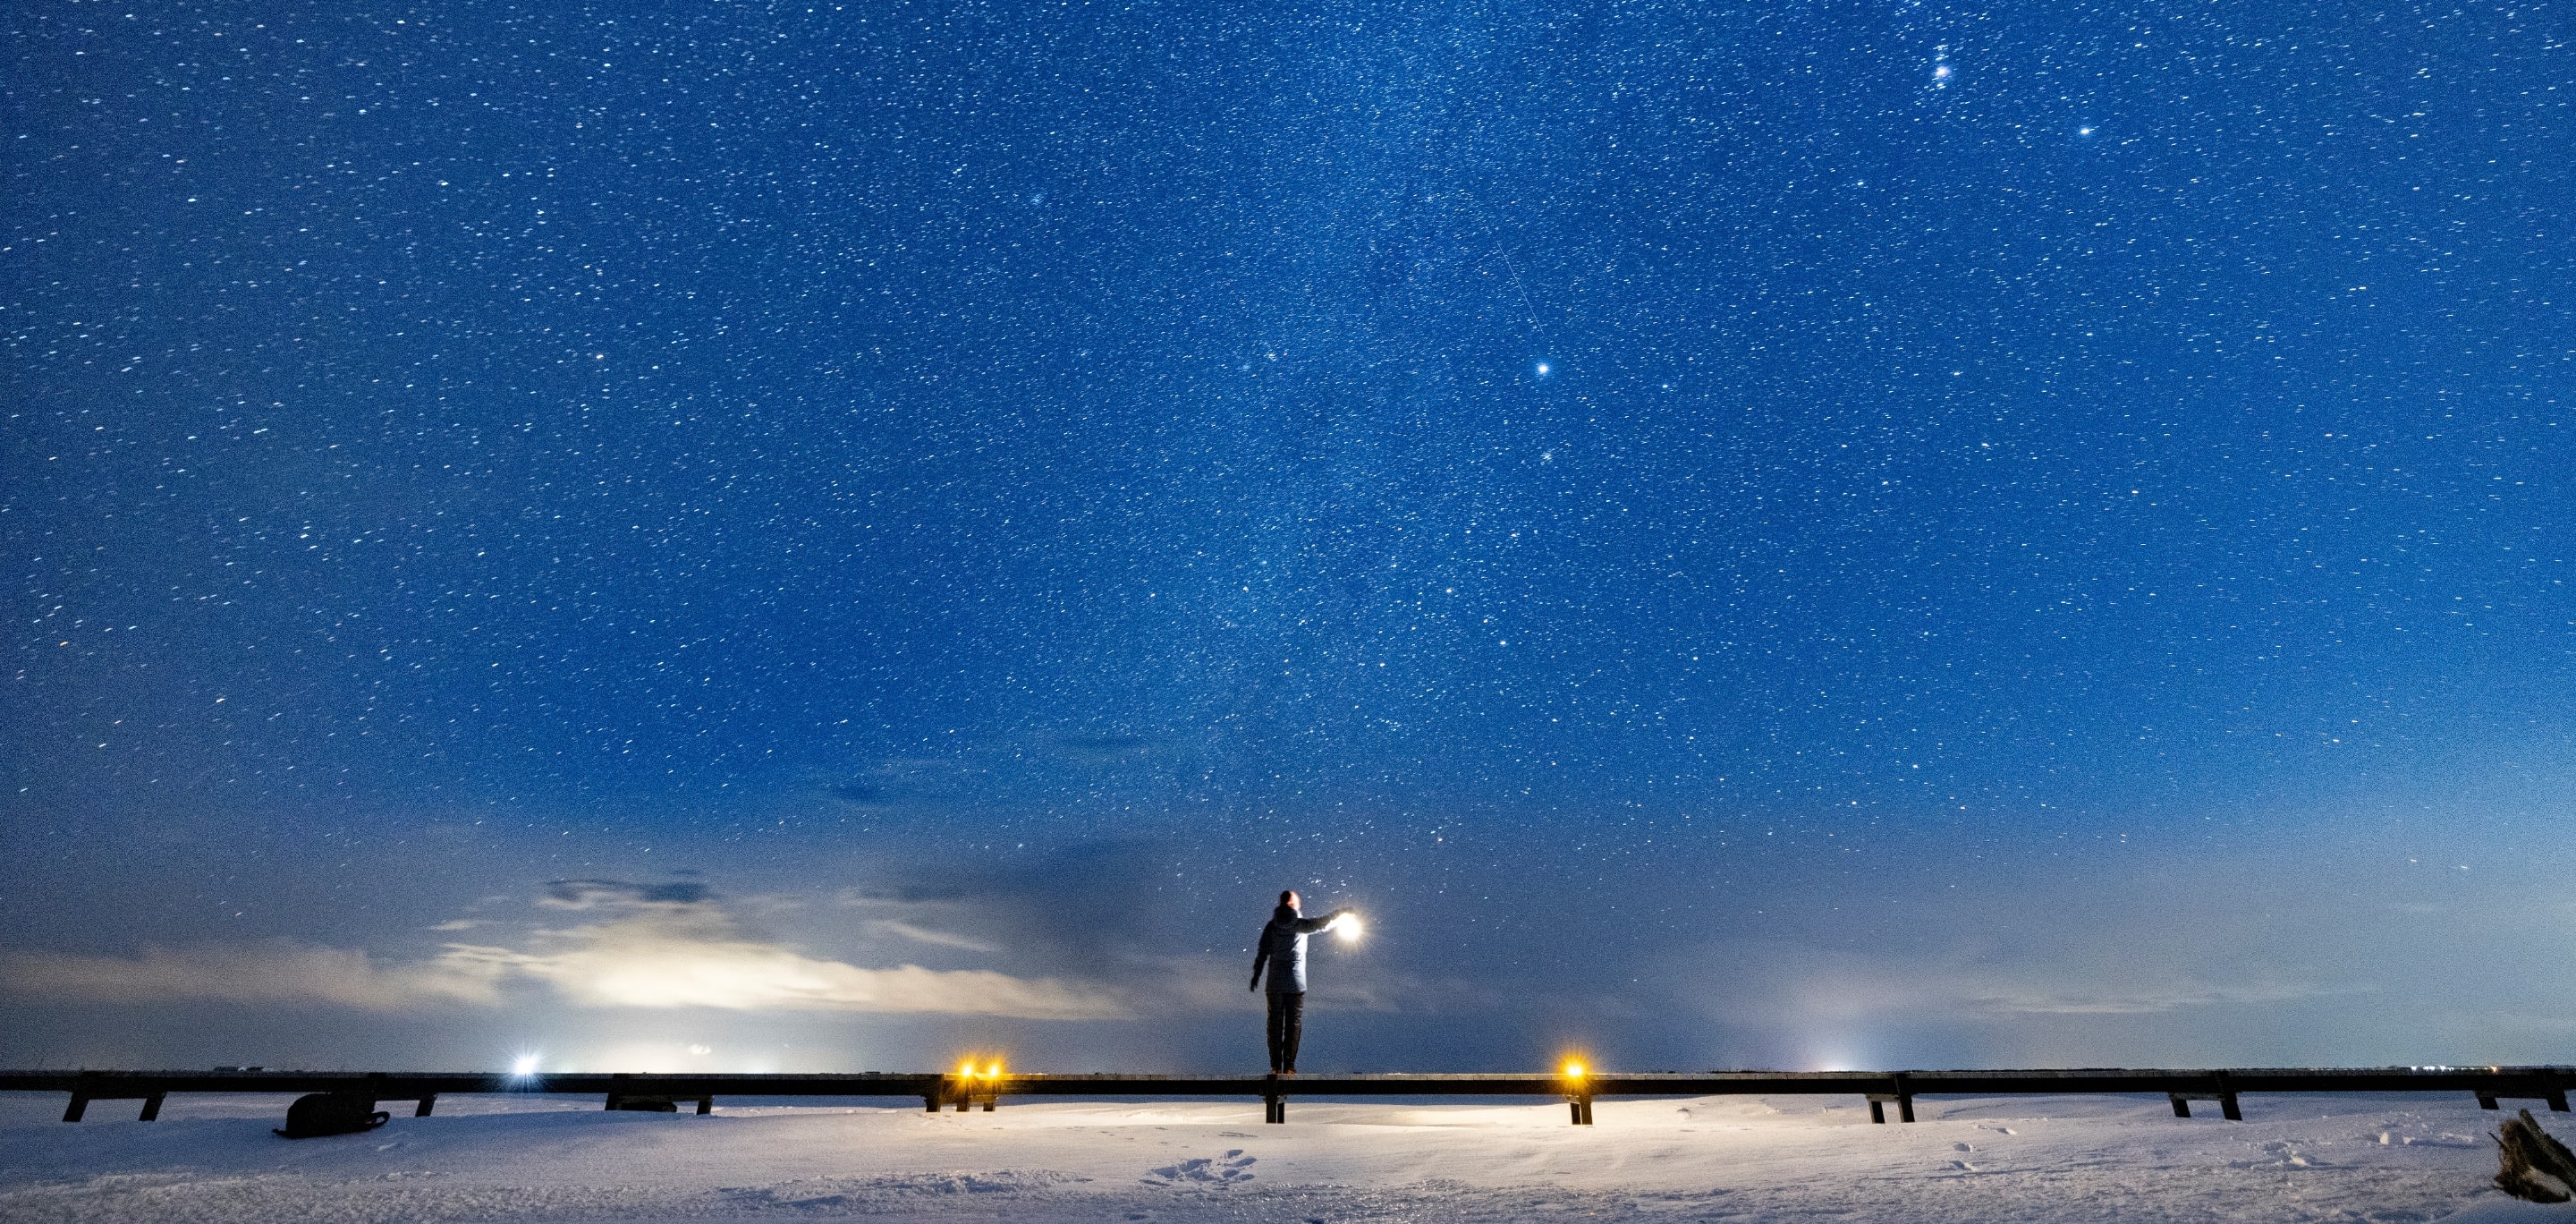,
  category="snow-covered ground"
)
[2,1087,2571,1222]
